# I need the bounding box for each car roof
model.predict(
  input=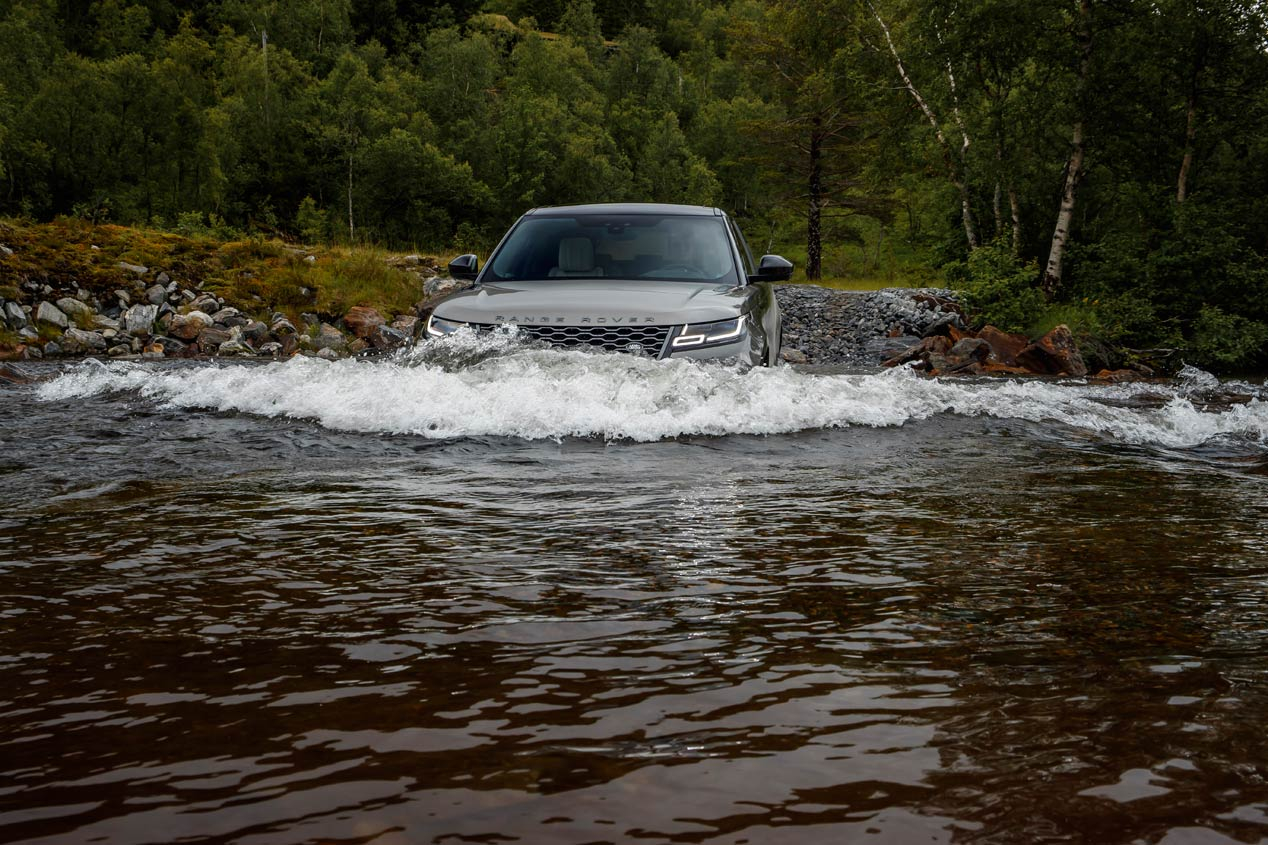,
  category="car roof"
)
[524,203,723,217]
